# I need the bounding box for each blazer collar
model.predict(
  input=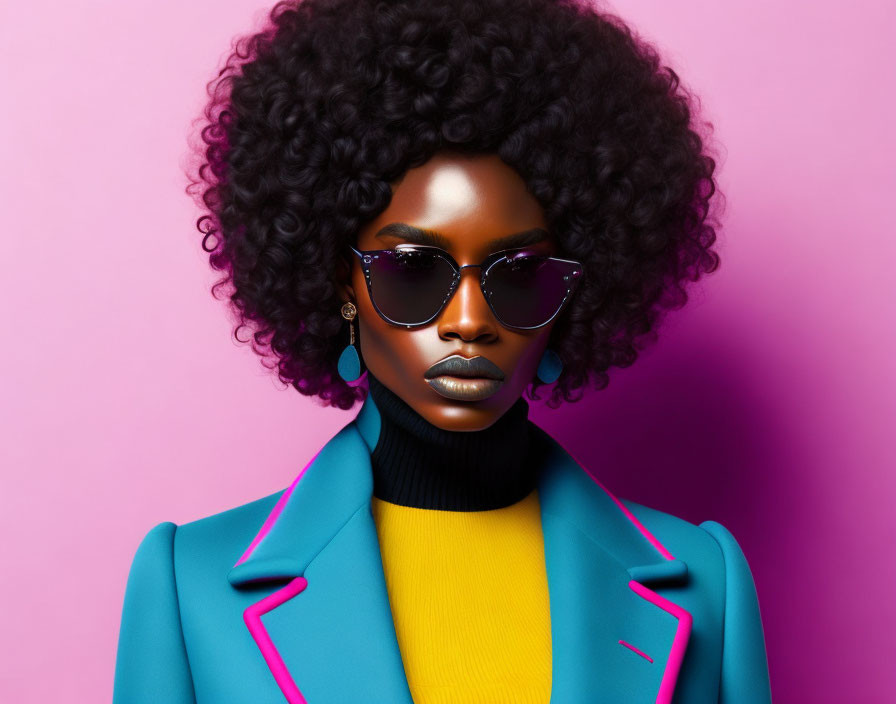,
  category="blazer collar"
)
[228,391,692,703]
